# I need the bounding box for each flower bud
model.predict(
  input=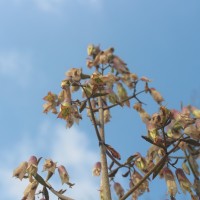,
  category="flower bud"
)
[43,159,57,174]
